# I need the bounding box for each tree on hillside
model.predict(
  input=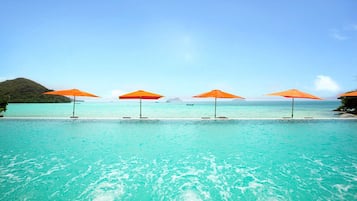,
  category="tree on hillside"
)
[335,90,357,114]
[0,95,9,113]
